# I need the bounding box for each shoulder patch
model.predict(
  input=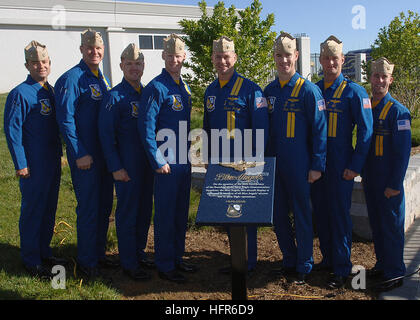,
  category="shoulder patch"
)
[397,119,411,131]
[317,99,326,111]
[363,98,371,109]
